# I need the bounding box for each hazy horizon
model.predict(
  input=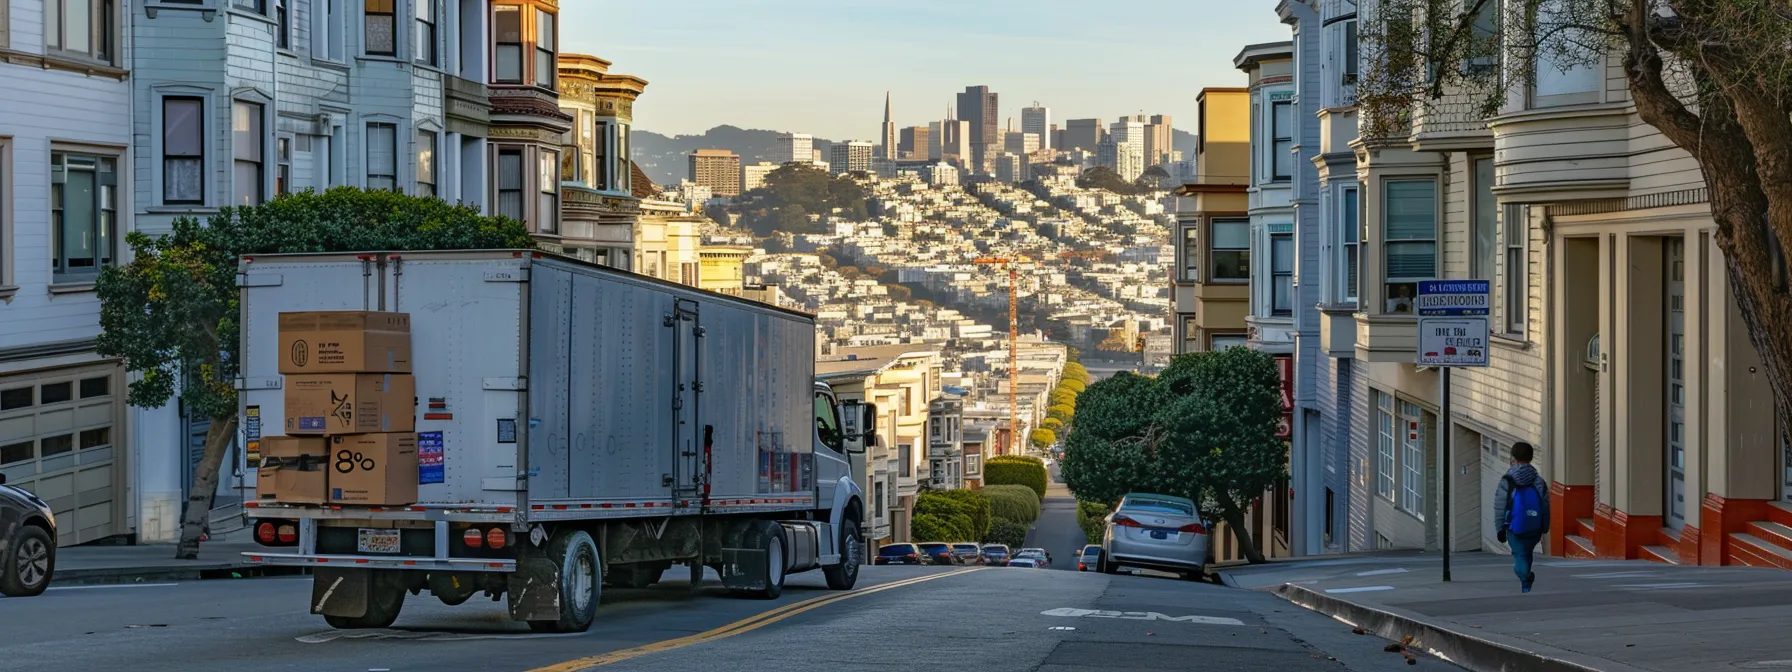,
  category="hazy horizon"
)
[562,0,1289,140]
